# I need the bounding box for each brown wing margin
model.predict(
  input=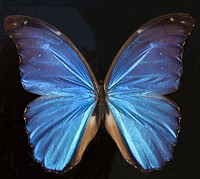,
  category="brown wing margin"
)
[66,115,100,171]
[104,112,142,169]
